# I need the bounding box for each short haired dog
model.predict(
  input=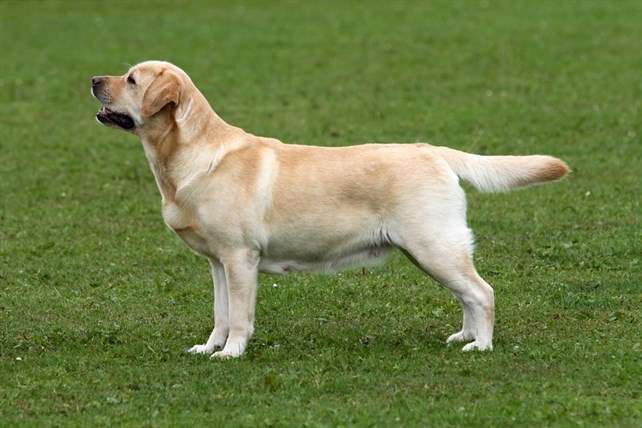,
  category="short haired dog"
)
[92,61,568,358]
